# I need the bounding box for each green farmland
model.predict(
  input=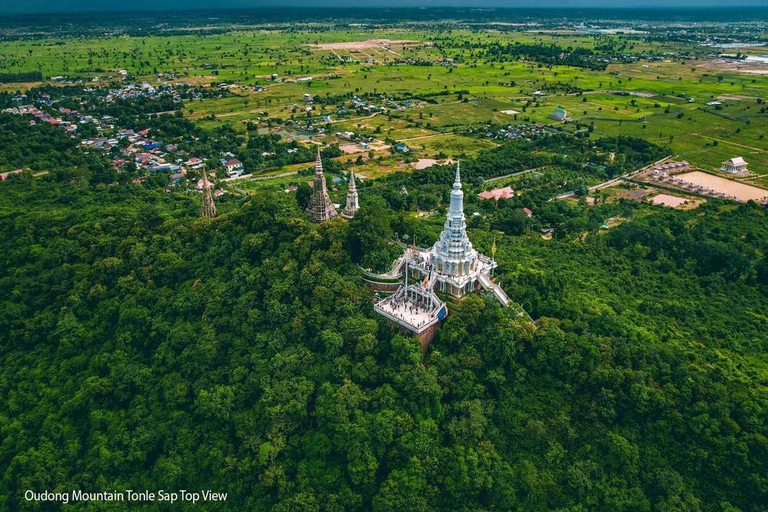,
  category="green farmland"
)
[2,25,767,178]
